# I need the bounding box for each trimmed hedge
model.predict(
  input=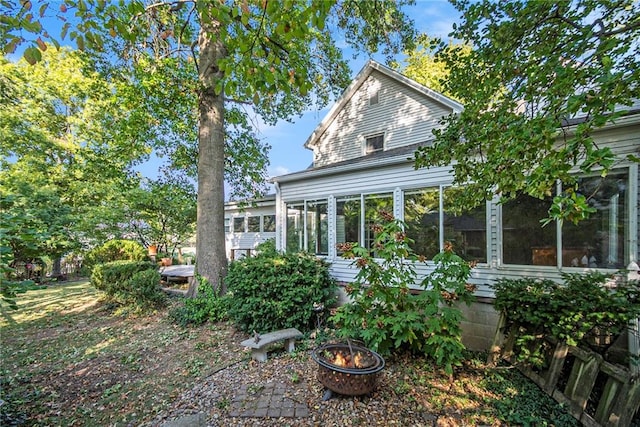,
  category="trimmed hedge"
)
[84,239,147,271]
[90,260,165,308]
[225,251,337,334]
